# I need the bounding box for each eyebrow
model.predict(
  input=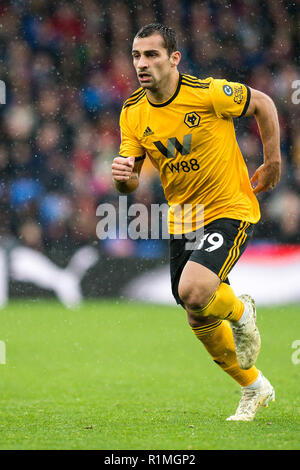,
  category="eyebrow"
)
[131,49,160,54]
